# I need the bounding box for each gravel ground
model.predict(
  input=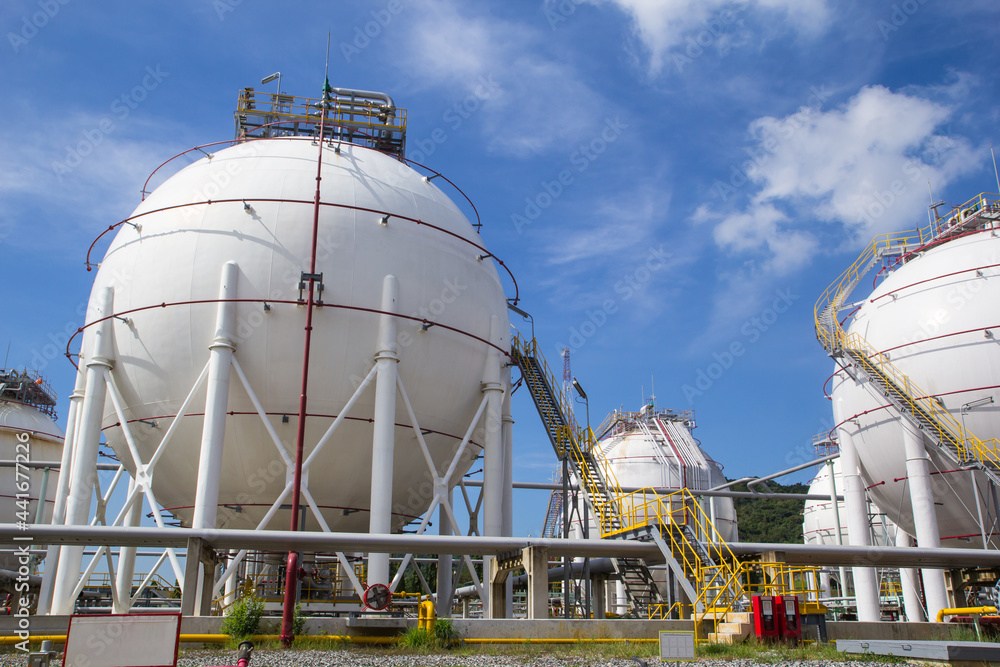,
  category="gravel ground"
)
[167,649,881,667]
[0,648,890,667]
